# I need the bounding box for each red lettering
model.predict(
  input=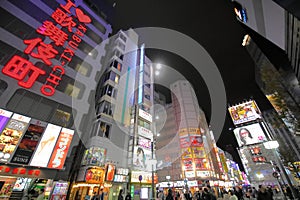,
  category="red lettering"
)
[37,21,68,46]
[24,38,58,66]
[41,84,56,96]
[72,35,81,43]
[46,73,61,86]
[28,170,34,175]
[19,168,26,175]
[4,167,10,173]
[78,24,87,33]
[68,40,78,50]
[60,0,76,13]
[52,8,76,32]
[2,55,45,88]
[60,48,74,62]
[34,170,41,176]
[53,65,65,75]
[75,29,84,37]
[12,168,18,174]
